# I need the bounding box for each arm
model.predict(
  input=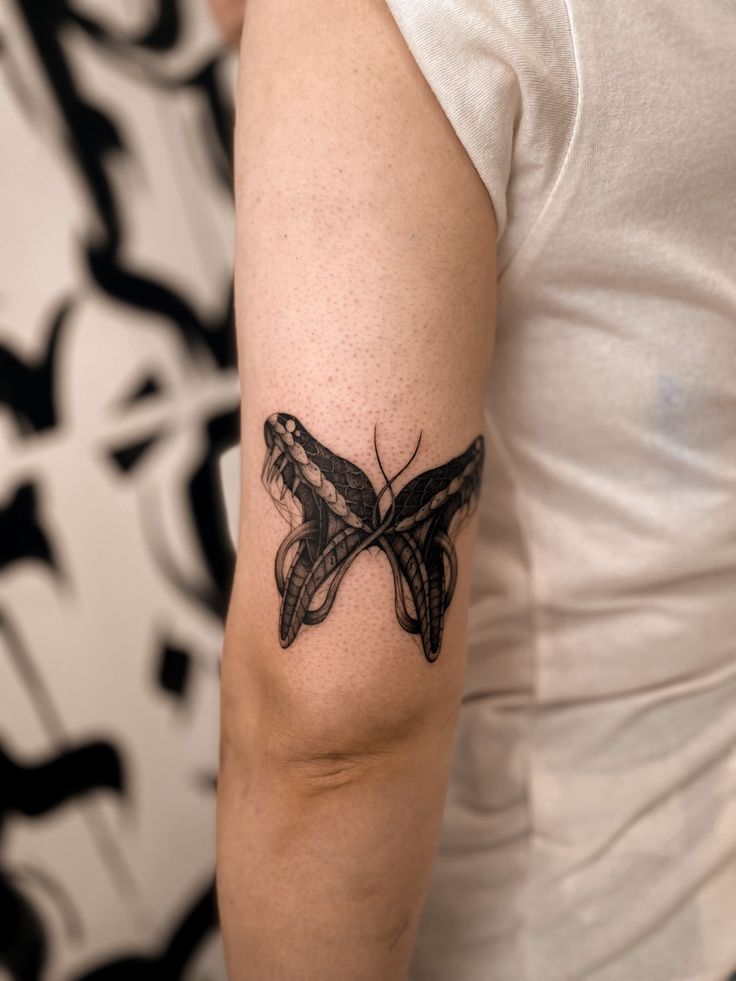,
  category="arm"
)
[217,2,497,978]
